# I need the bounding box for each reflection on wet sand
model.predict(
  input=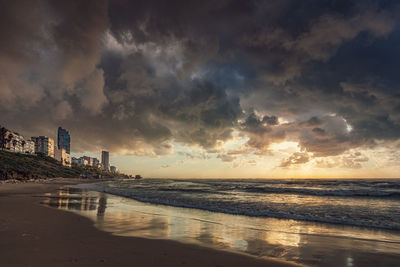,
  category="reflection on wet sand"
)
[41,187,400,266]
